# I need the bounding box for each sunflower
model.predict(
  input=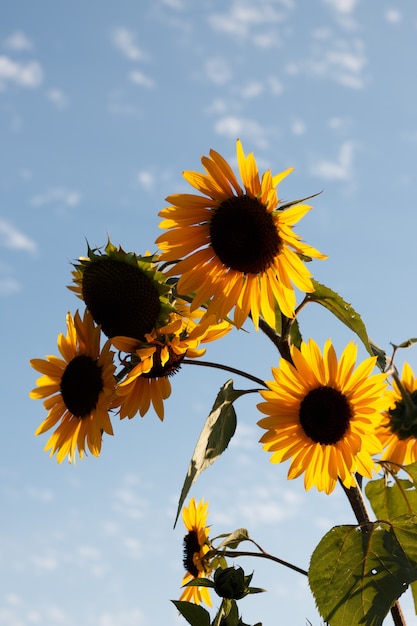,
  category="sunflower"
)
[30,310,116,463]
[180,498,213,606]
[379,362,417,466]
[113,311,230,421]
[156,139,326,329]
[257,338,390,494]
[69,240,173,340]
